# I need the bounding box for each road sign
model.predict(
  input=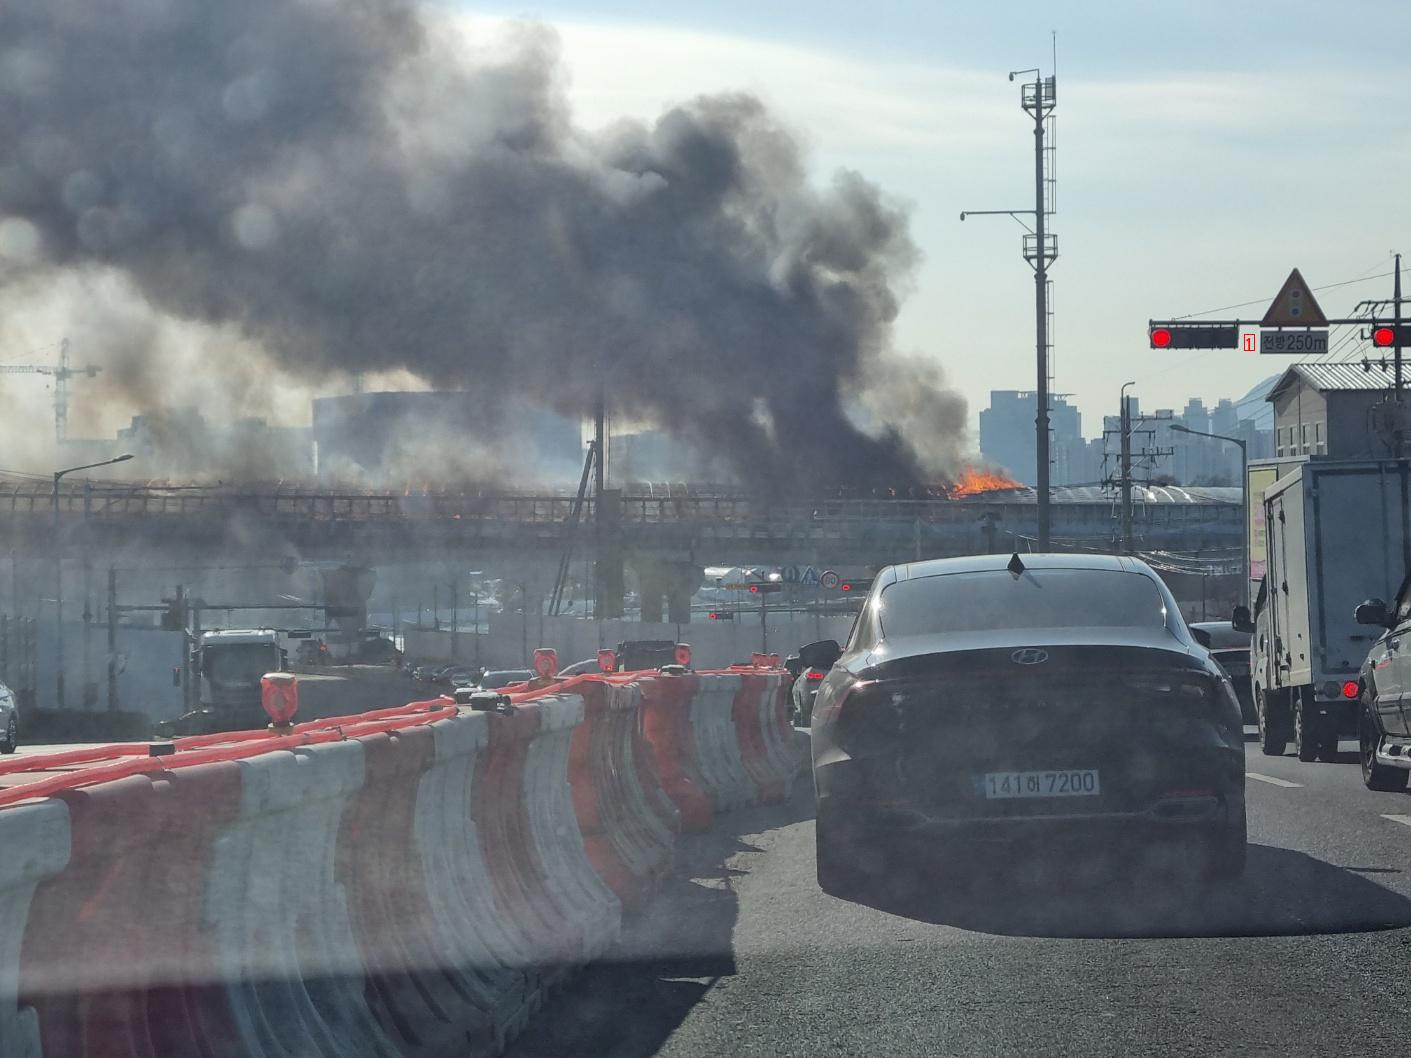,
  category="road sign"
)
[820,571,841,590]
[1261,268,1328,327]
[782,565,800,583]
[800,566,820,587]
[1259,329,1328,354]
